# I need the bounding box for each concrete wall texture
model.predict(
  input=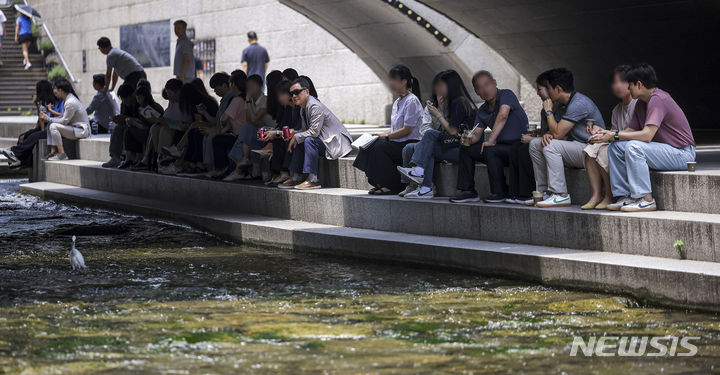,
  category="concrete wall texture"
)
[28,0,393,124]
[29,0,537,125]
